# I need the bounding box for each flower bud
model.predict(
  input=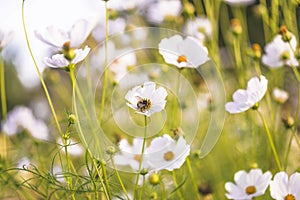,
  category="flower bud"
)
[252,43,262,60]
[63,132,70,140]
[184,2,195,16]
[68,114,76,124]
[279,50,290,61]
[106,146,116,155]
[140,168,148,176]
[279,26,292,42]
[230,18,242,36]
[149,173,160,185]
[150,192,158,200]
[282,116,294,129]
